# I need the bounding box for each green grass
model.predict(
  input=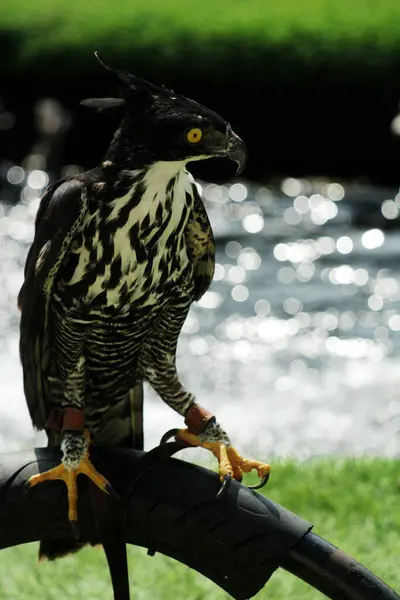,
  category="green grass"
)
[0,458,399,599]
[2,0,400,72]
